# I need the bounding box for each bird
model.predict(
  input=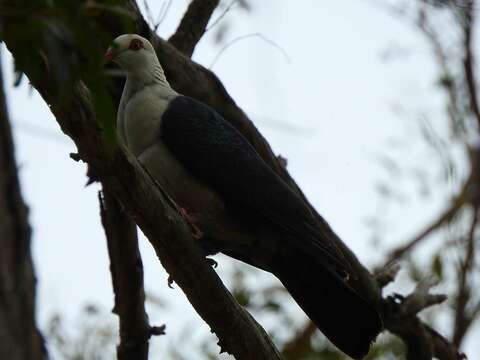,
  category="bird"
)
[105,34,382,359]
